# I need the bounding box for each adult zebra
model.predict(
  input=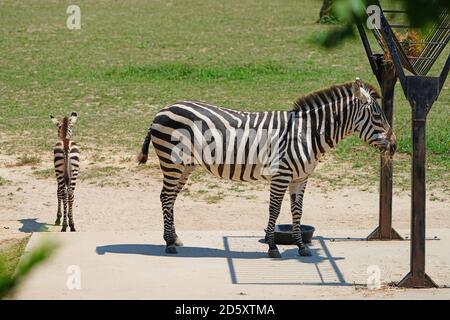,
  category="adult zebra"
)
[138,78,396,258]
